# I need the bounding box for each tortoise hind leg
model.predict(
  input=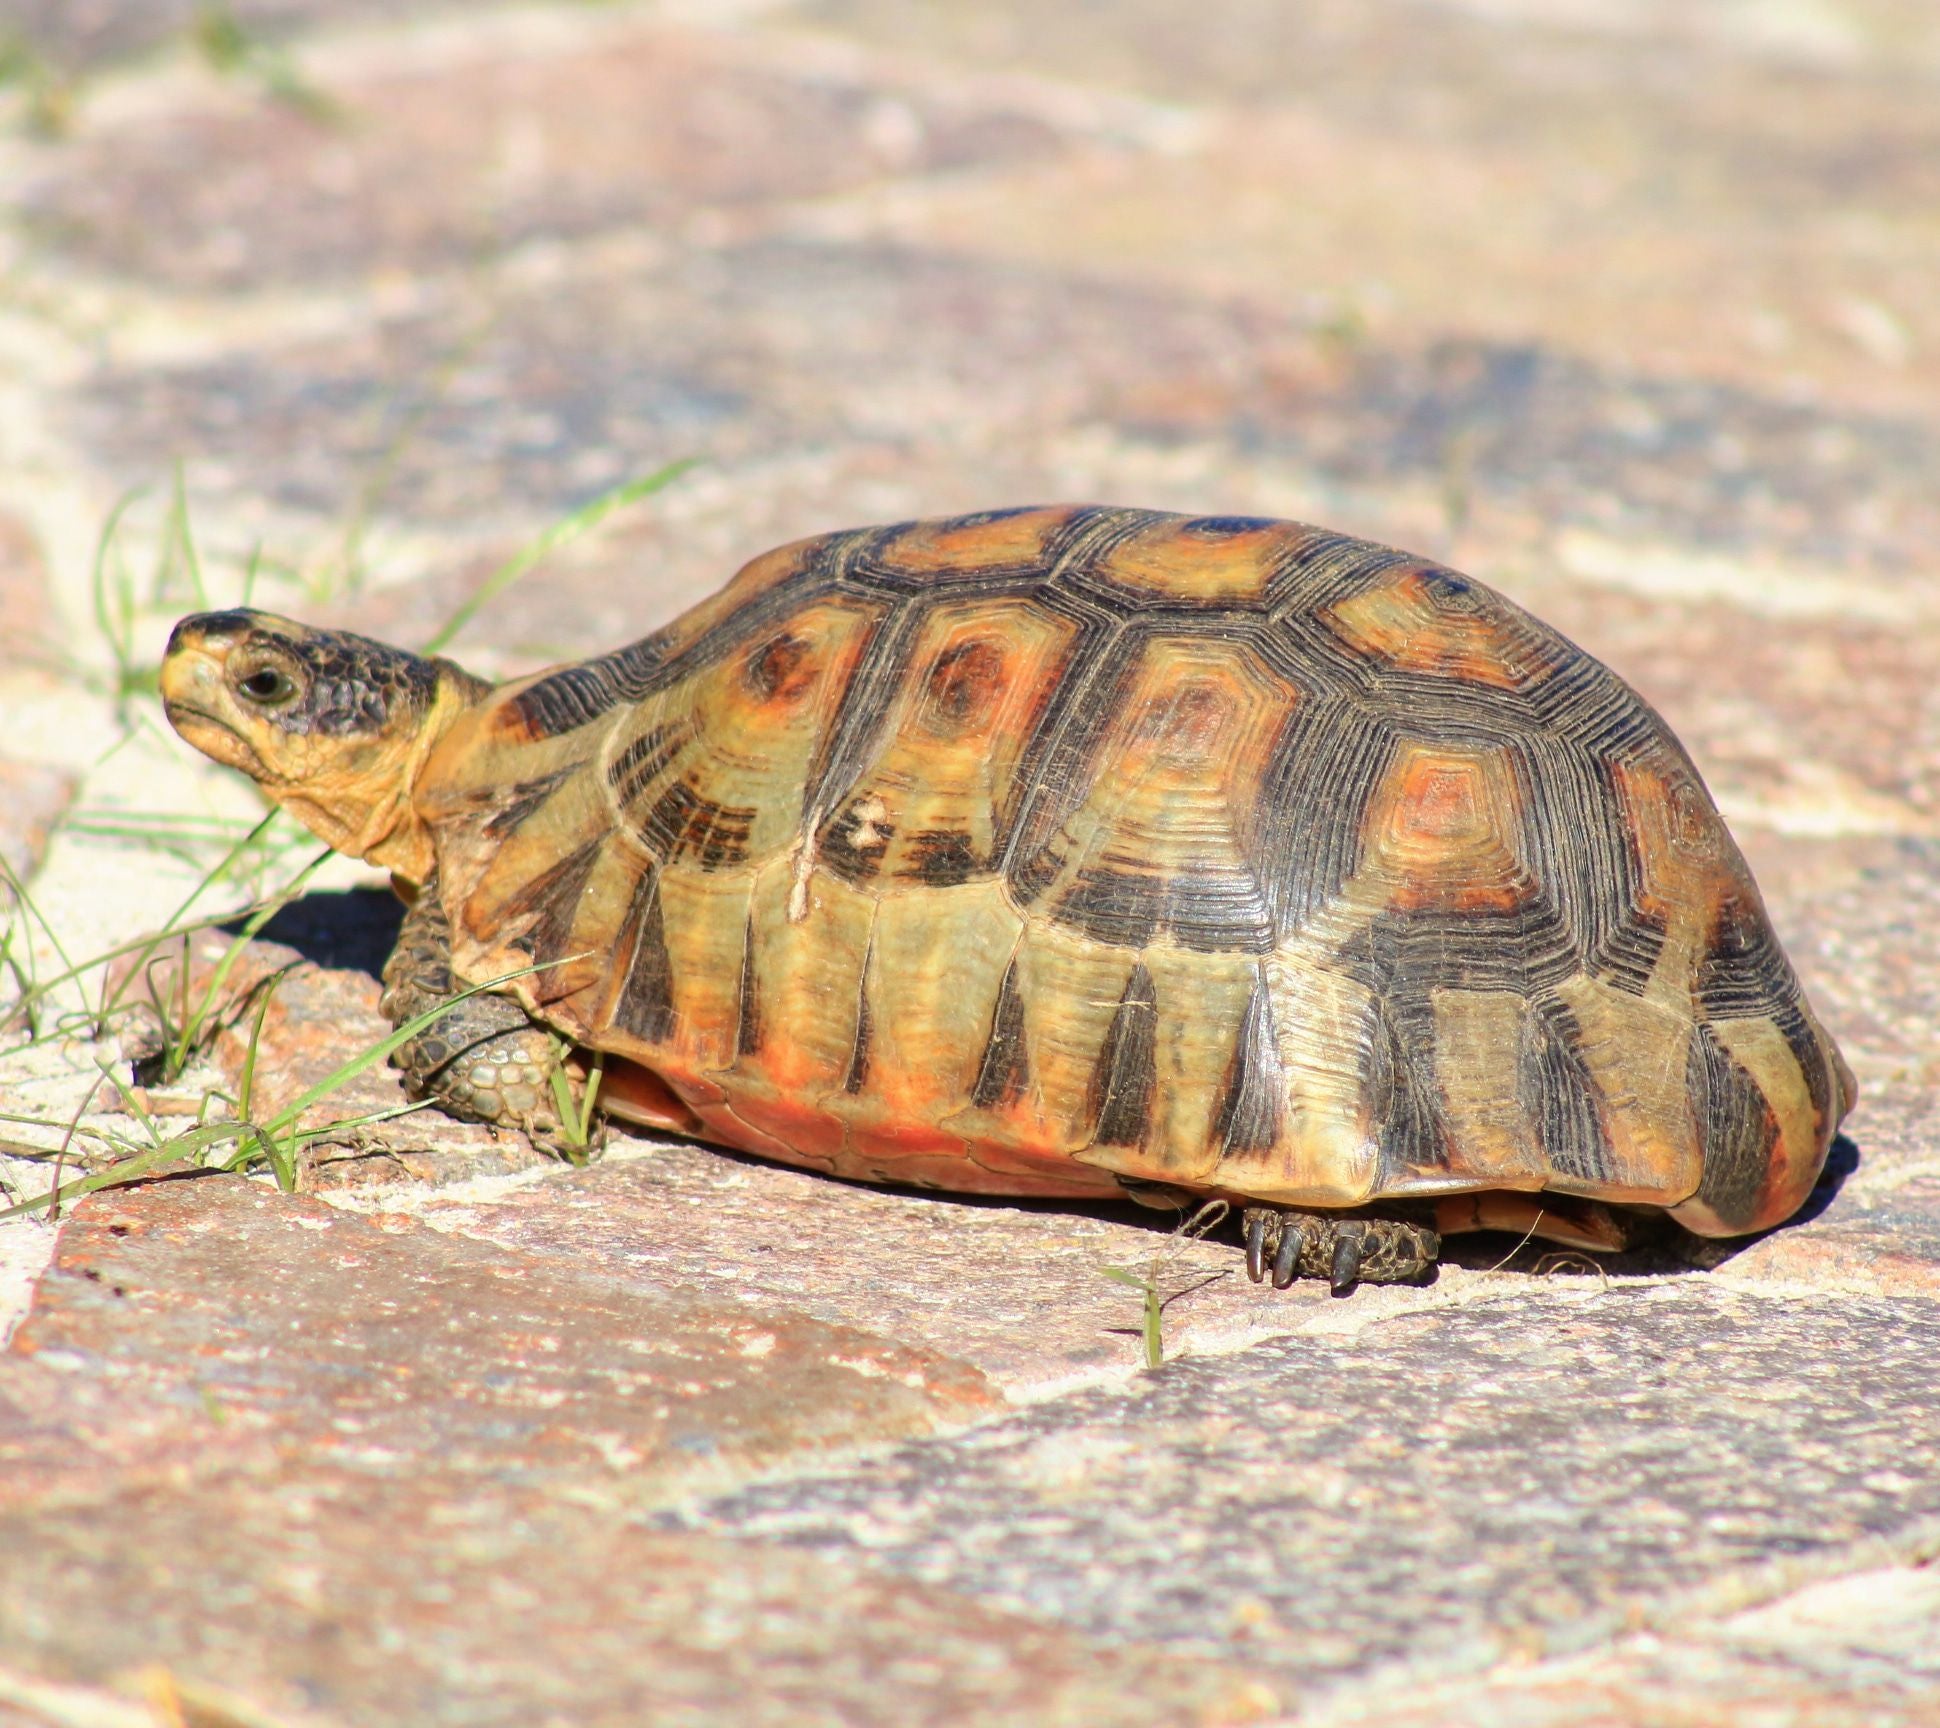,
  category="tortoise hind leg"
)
[379,877,590,1150]
[1240,1206,1440,1294]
